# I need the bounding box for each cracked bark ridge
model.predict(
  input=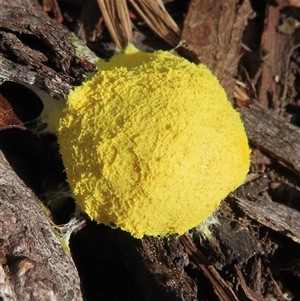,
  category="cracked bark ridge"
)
[0,6,96,96]
[0,150,83,301]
